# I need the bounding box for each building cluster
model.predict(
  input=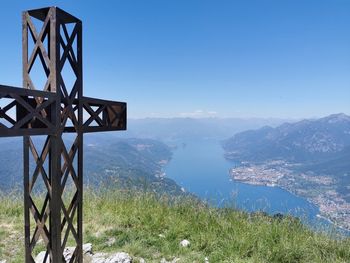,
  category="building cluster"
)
[230,160,350,230]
